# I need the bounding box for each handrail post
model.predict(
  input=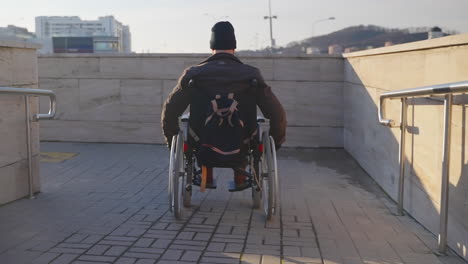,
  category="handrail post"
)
[438,94,452,254]
[24,96,34,199]
[398,98,408,216]
[0,87,57,201]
